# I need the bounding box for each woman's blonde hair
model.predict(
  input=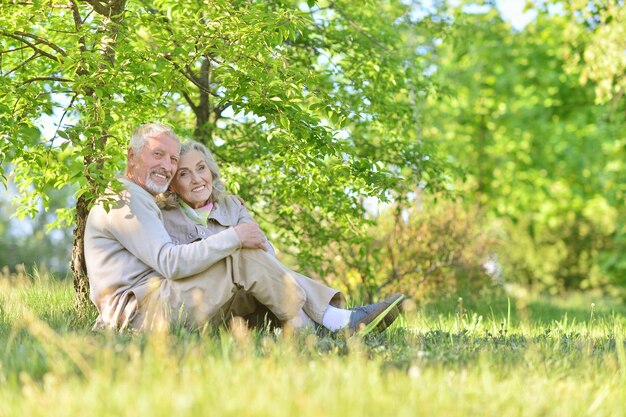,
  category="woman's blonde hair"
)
[158,140,226,209]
